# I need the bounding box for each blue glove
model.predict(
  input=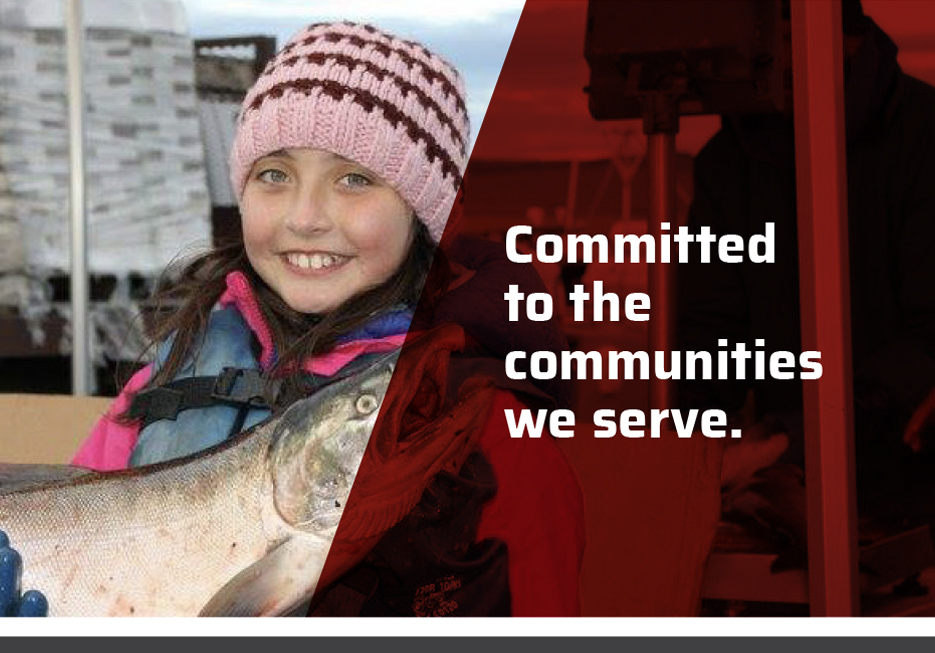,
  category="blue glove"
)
[0,530,48,617]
